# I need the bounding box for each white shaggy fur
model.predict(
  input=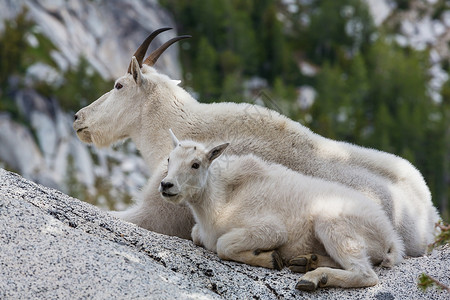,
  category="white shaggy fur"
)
[73,54,439,256]
[159,136,405,290]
